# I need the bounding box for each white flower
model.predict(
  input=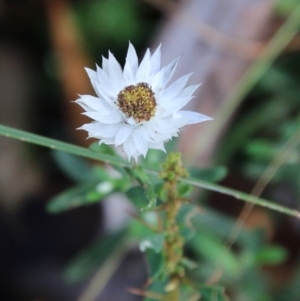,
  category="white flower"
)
[76,43,212,161]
